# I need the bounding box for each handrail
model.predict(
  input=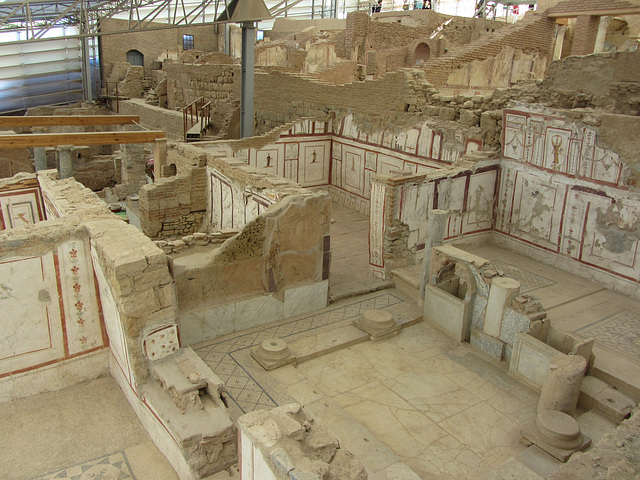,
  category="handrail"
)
[182,96,212,142]
[96,81,121,113]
